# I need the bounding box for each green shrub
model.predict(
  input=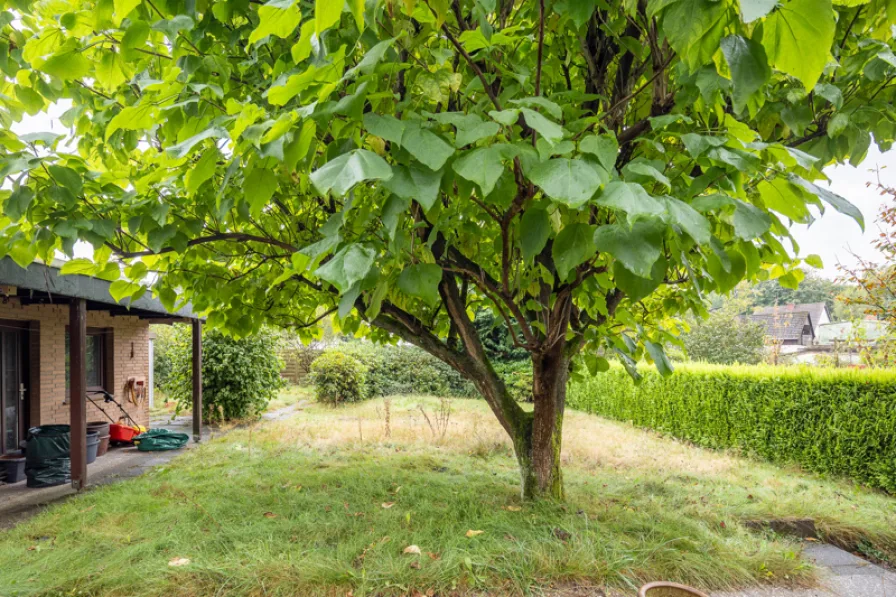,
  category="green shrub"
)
[310,351,368,405]
[495,360,533,401]
[568,364,896,492]
[165,326,284,422]
[329,343,477,398]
